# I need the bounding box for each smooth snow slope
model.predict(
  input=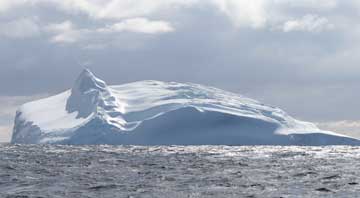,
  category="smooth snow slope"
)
[11,69,360,145]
